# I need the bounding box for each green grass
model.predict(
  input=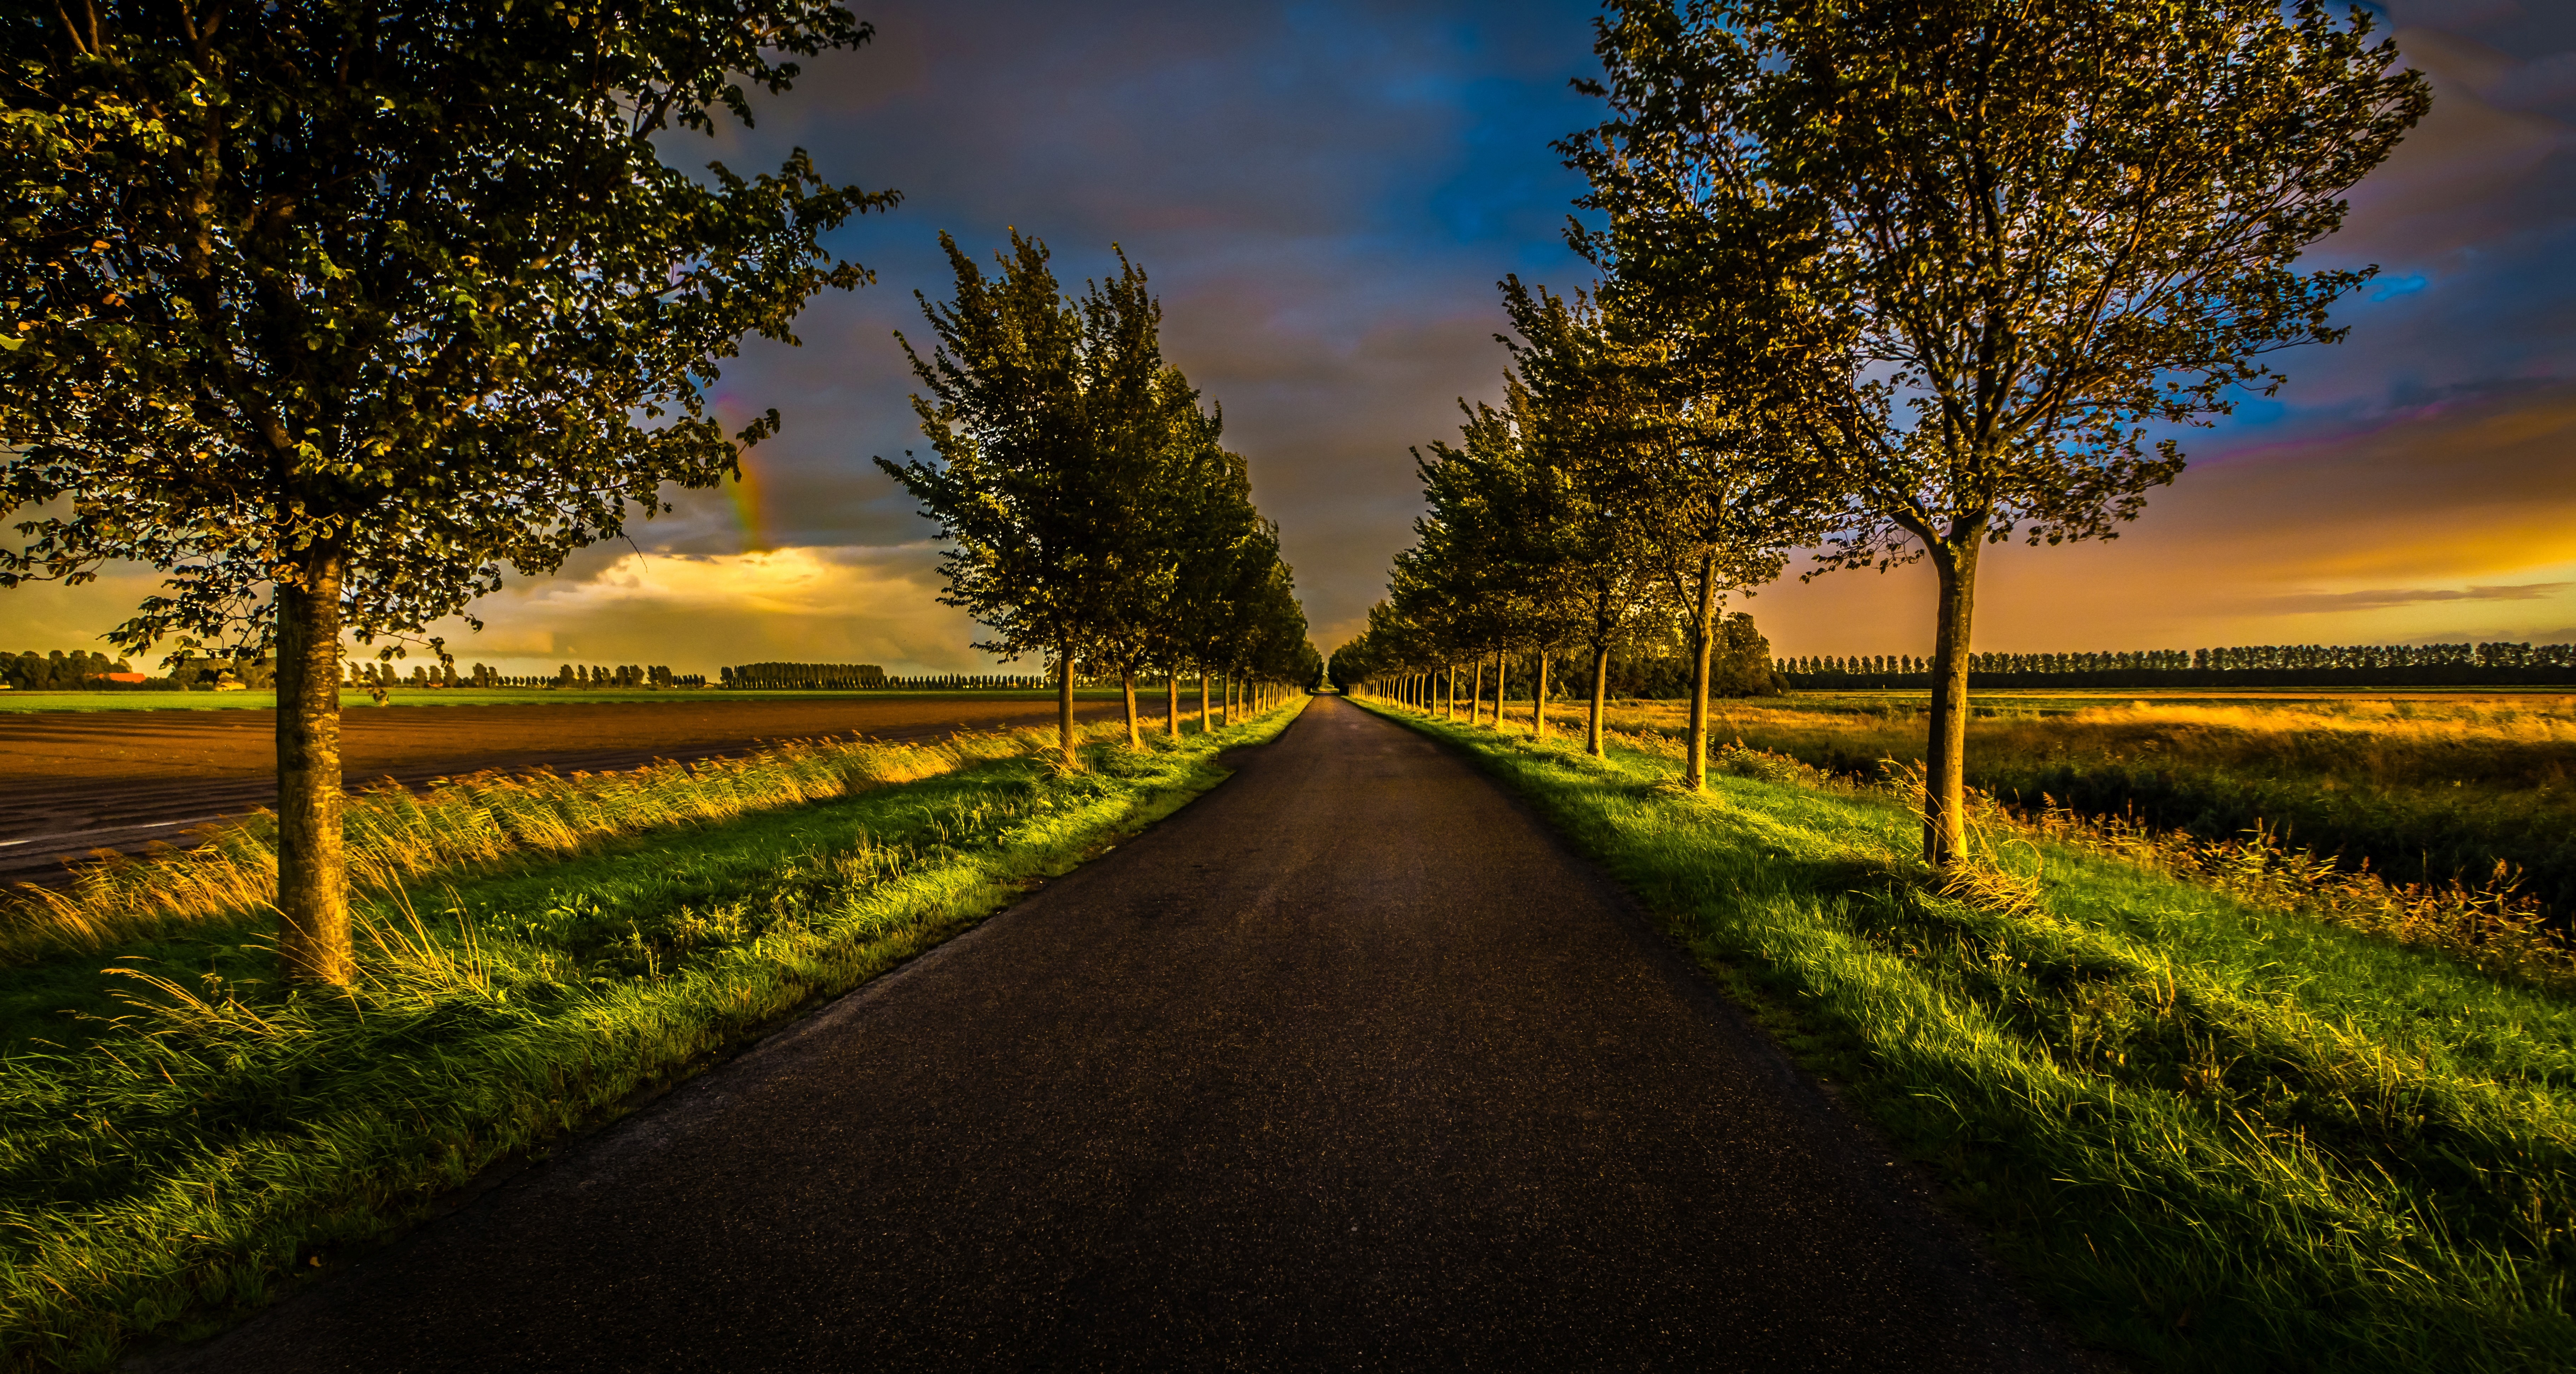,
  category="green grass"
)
[1579,694,2576,924]
[0,687,1138,712]
[0,700,1305,1371]
[1362,698,2576,1373]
